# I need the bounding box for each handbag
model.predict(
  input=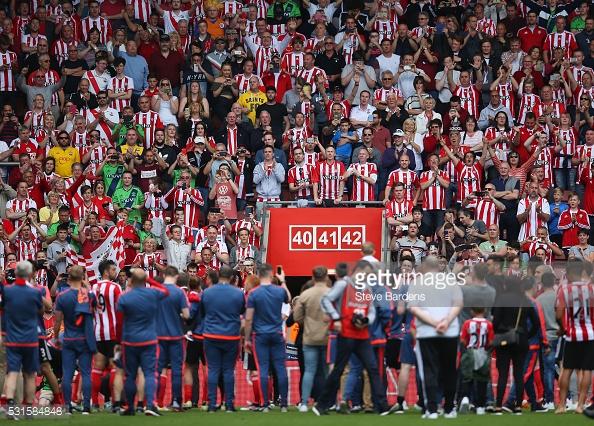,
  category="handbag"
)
[493,307,522,348]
